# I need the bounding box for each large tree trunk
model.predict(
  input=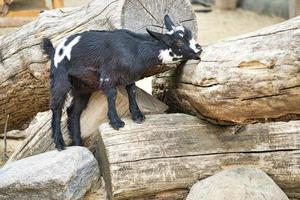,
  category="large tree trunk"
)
[153,17,300,125]
[0,0,197,131]
[8,87,167,162]
[97,114,300,200]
